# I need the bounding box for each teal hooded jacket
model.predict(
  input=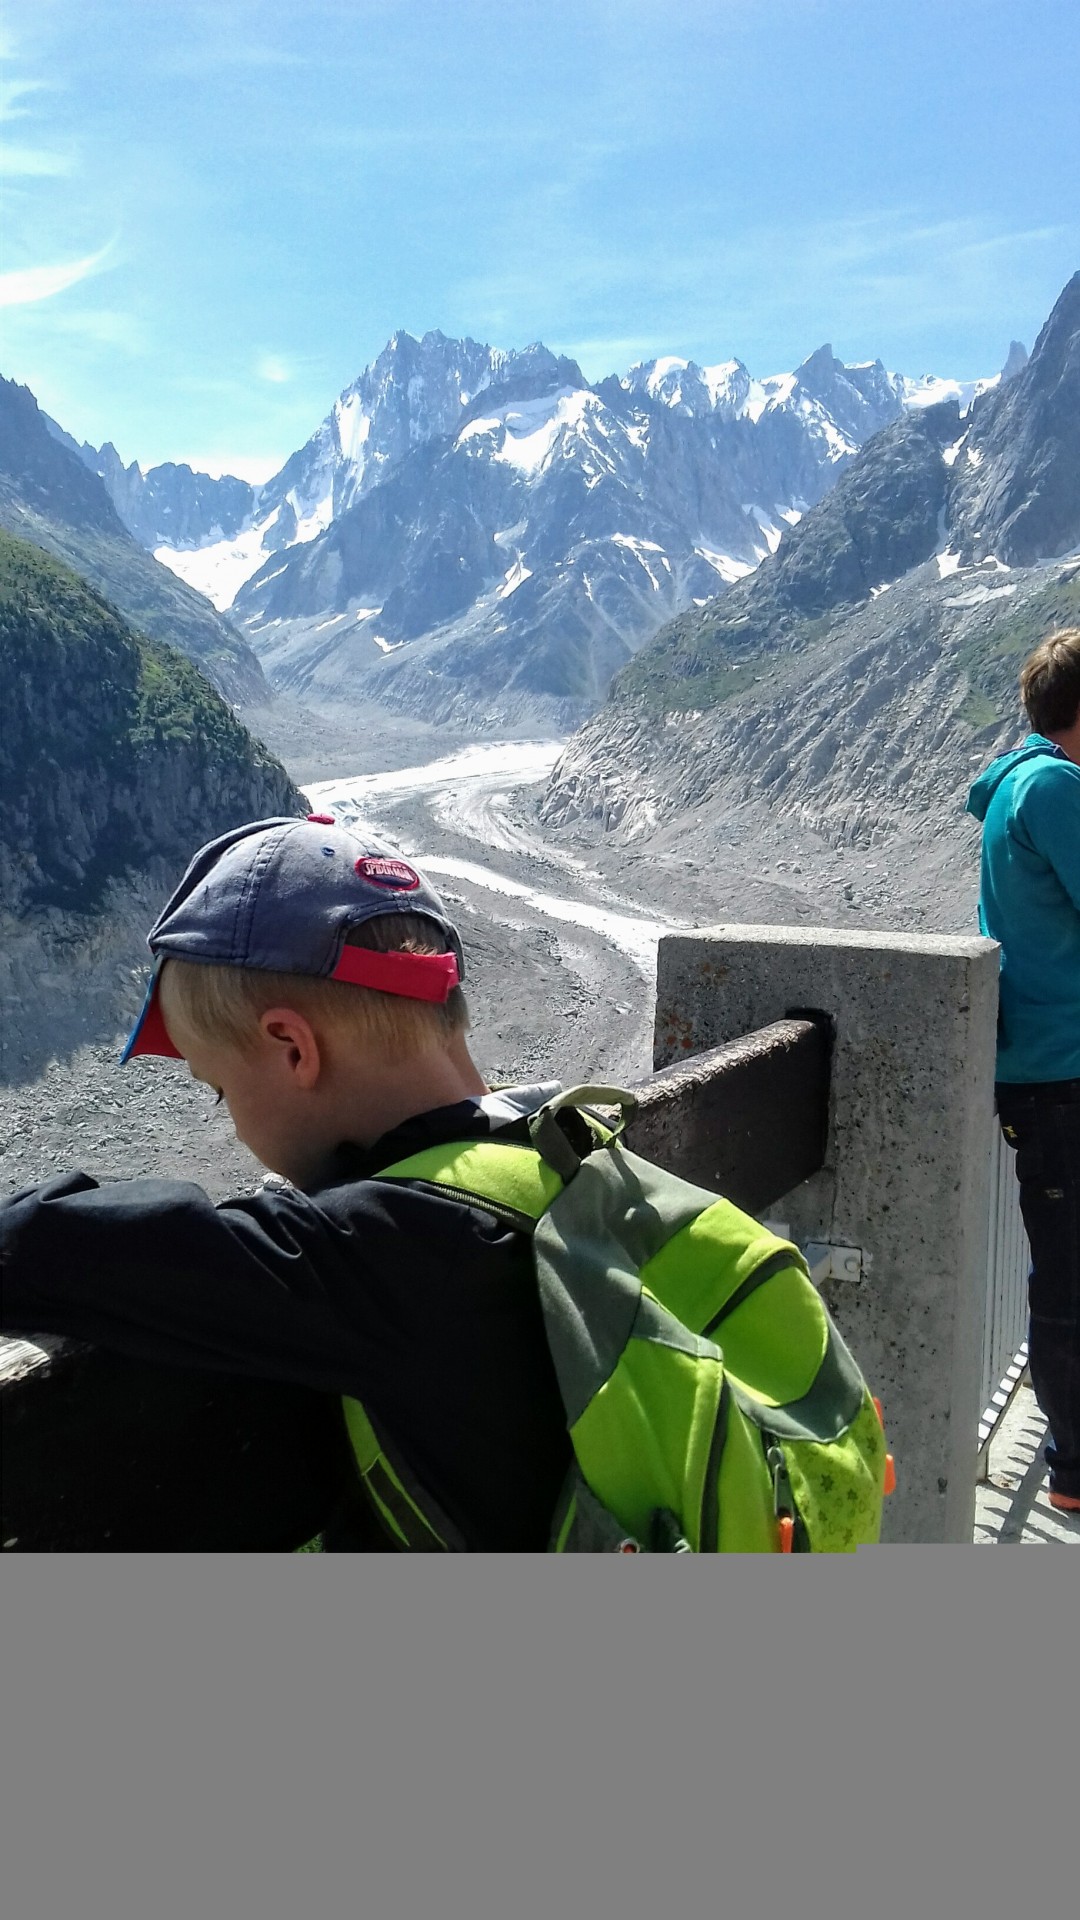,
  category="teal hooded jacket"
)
[966,735,1080,1083]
